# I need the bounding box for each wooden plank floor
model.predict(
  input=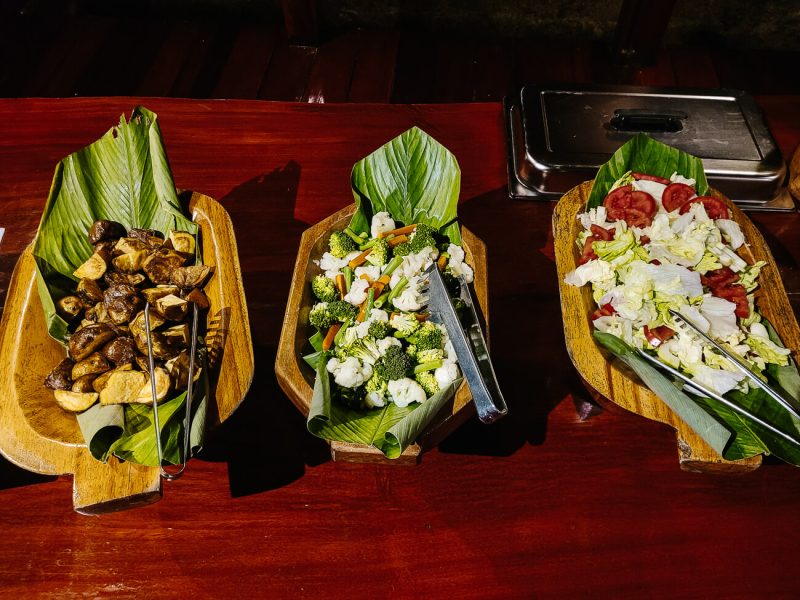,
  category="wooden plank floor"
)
[1,13,798,103]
